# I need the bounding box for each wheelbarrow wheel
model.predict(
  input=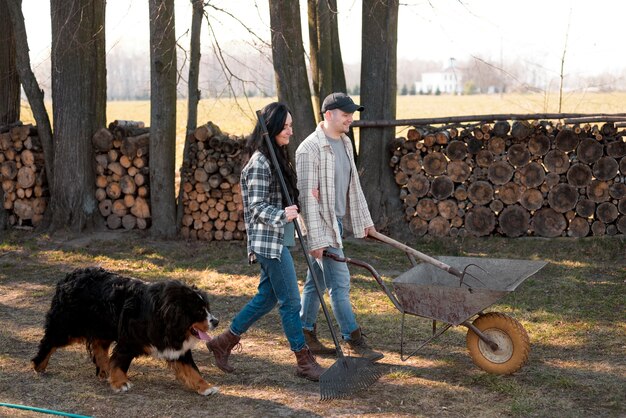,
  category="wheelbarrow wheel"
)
[466,312,530,375]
